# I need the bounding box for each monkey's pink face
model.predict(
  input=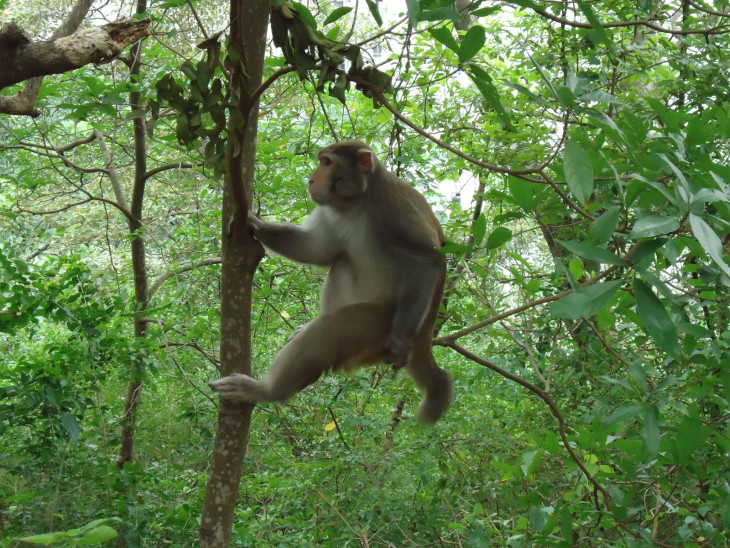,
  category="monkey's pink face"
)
[308,148,373,206]
[308,154,336,205]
